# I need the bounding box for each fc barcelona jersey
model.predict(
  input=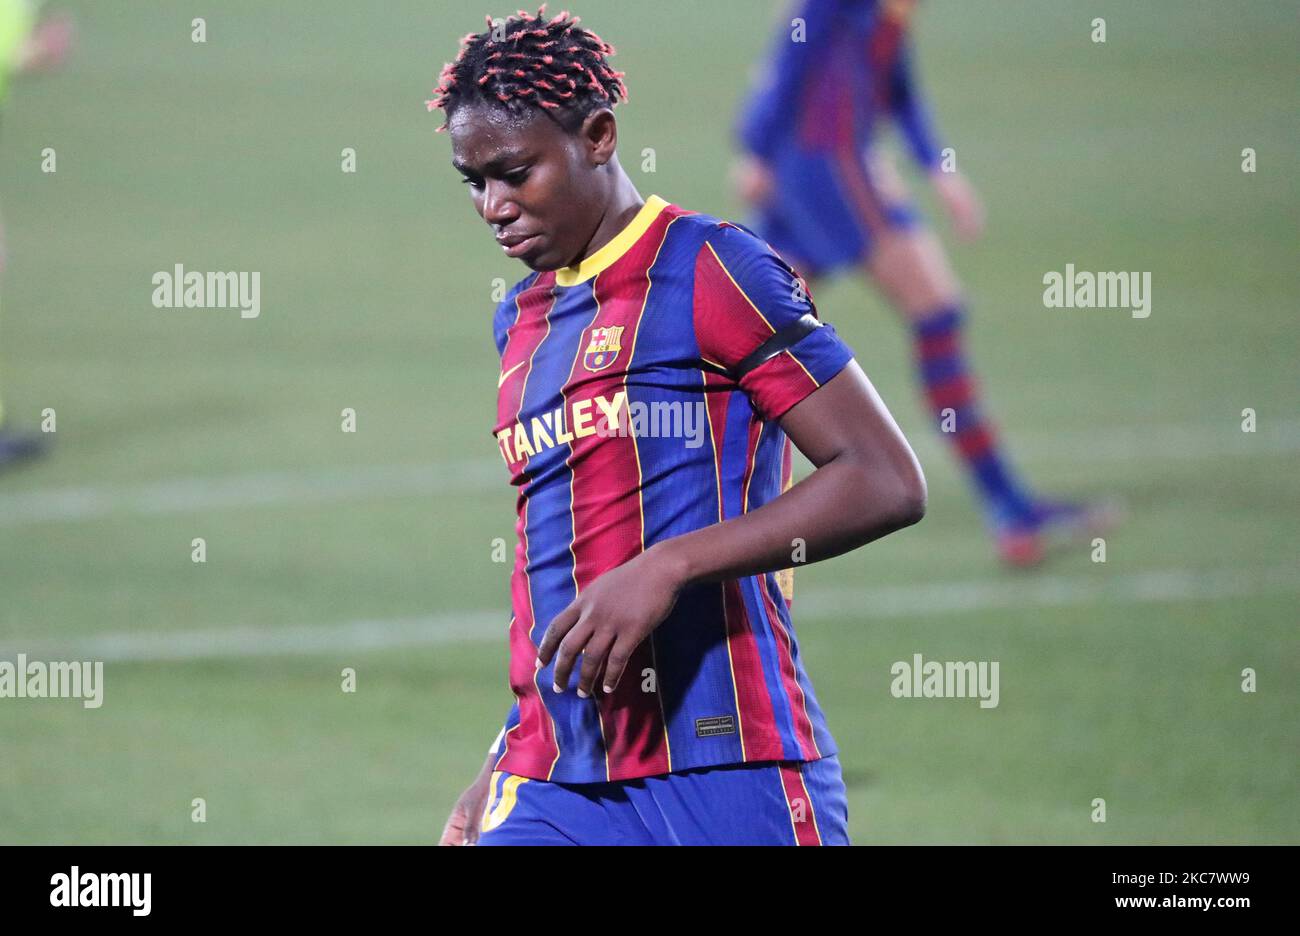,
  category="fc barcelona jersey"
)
[491,195,855,783]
